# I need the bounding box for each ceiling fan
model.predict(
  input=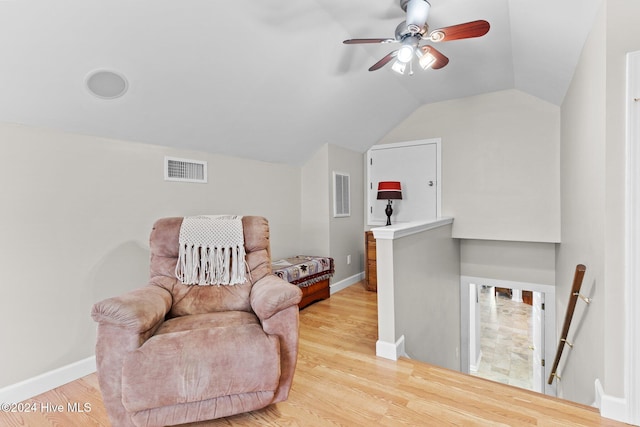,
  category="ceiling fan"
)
[343,0,490,75]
